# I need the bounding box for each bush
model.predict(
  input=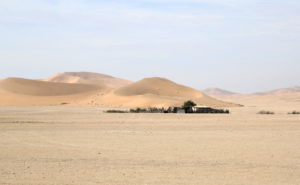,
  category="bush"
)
[288,111,300,115]
[222,109,230,114]
[105,110,128,113]
[130,108,148,113]
[182,100,196,108]
[61,102,69,105]
[257,110,274,115]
